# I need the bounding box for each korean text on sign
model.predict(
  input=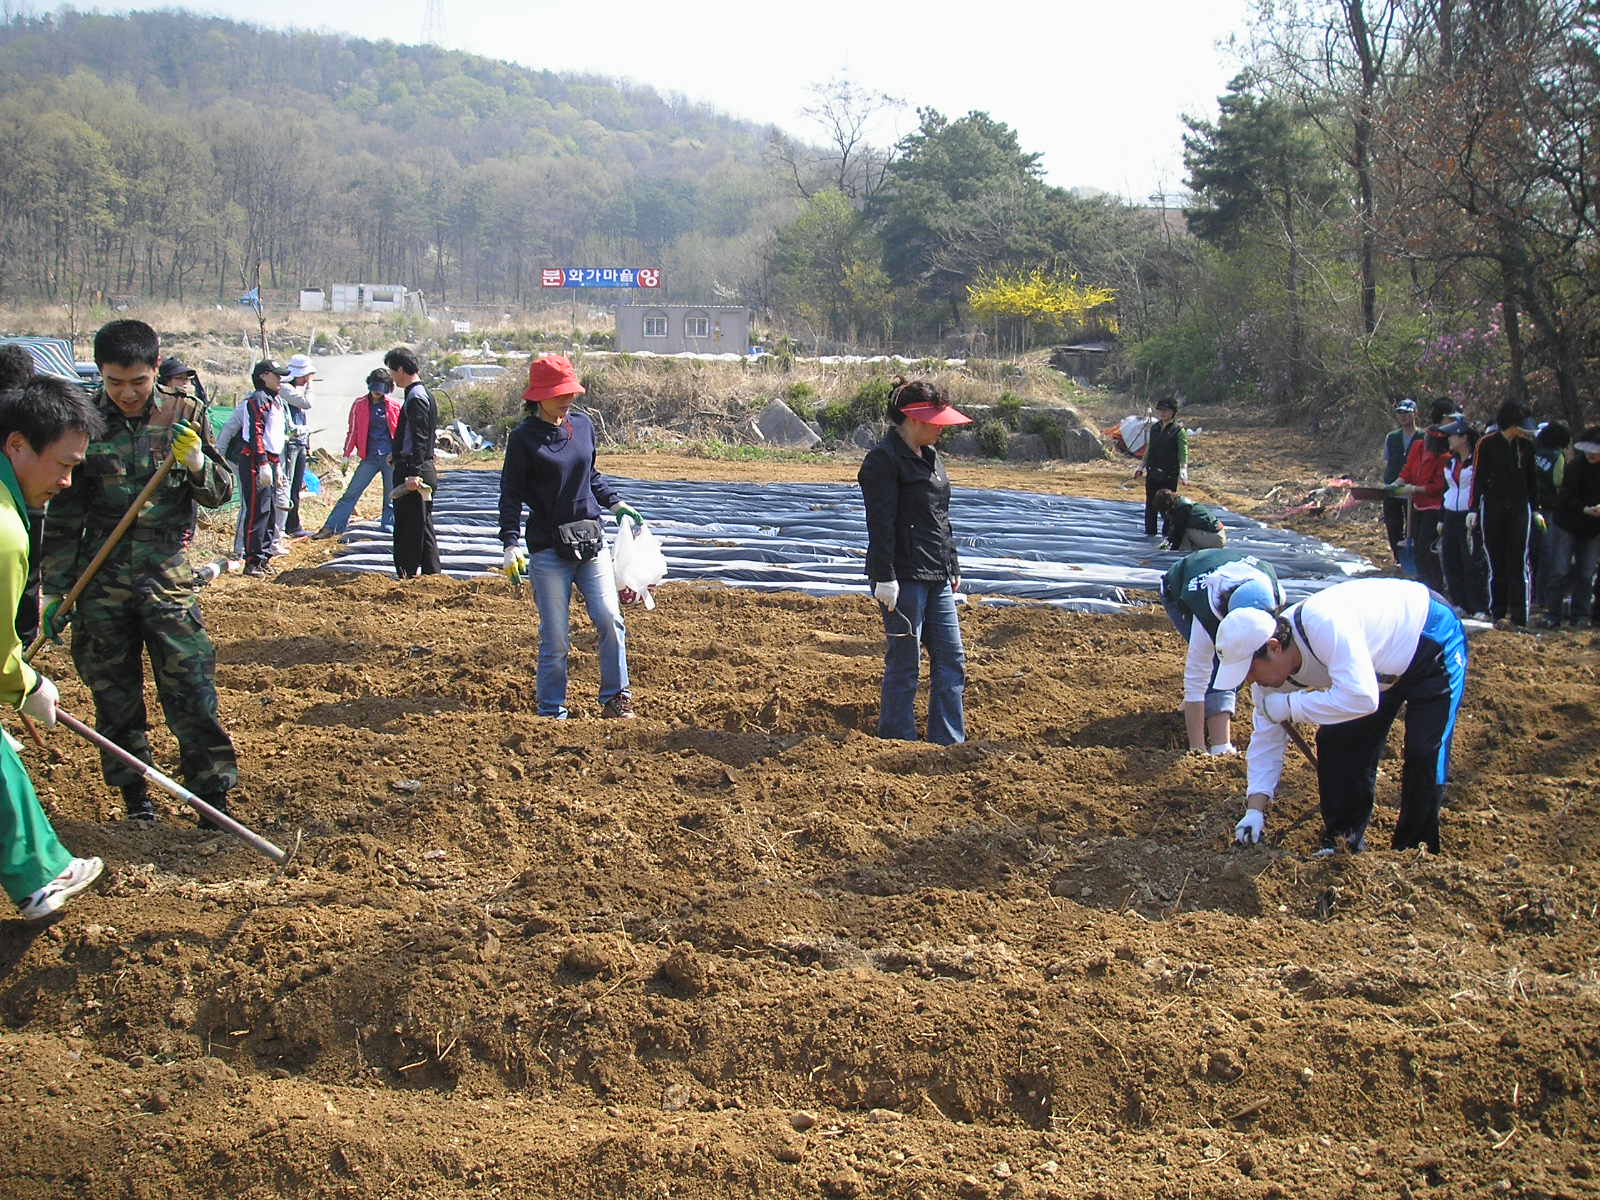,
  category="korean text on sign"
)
[540,268,662,288]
